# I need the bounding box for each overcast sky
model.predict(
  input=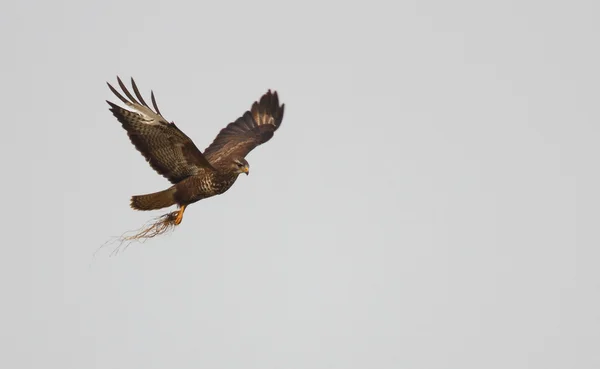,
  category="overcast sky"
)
[1,0,599,368]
